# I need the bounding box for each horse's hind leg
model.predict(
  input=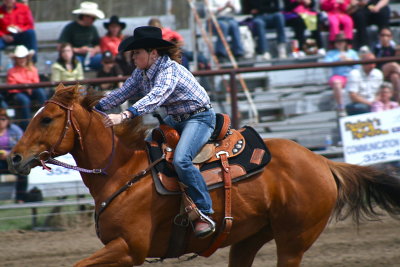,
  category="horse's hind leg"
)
[74,237,134,267]
[274,219,329,267]
[228,226,273,267]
